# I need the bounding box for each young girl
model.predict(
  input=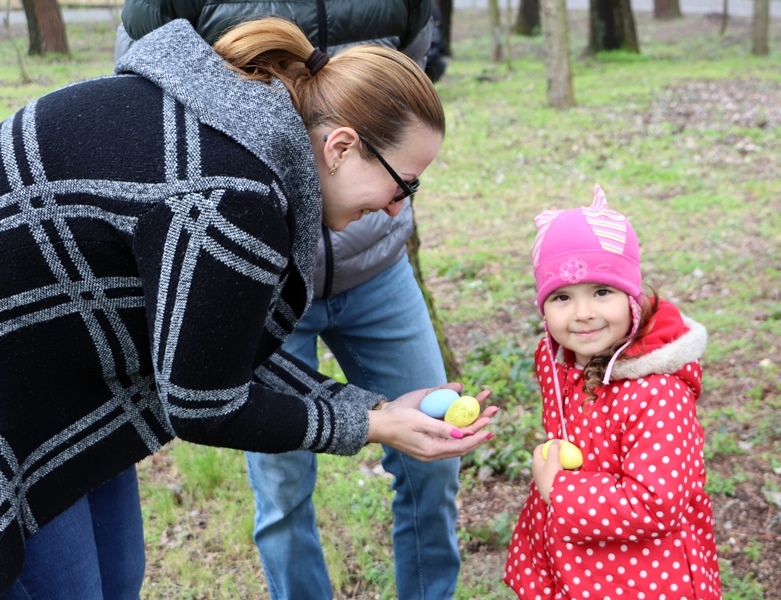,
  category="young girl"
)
[504,186,721,599]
